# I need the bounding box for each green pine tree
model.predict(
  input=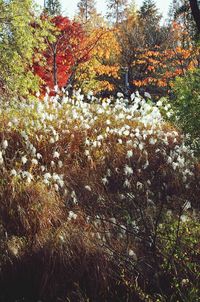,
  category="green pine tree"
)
[139,0,161,25]
[45,0,61,16]
[139,0,163,46]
